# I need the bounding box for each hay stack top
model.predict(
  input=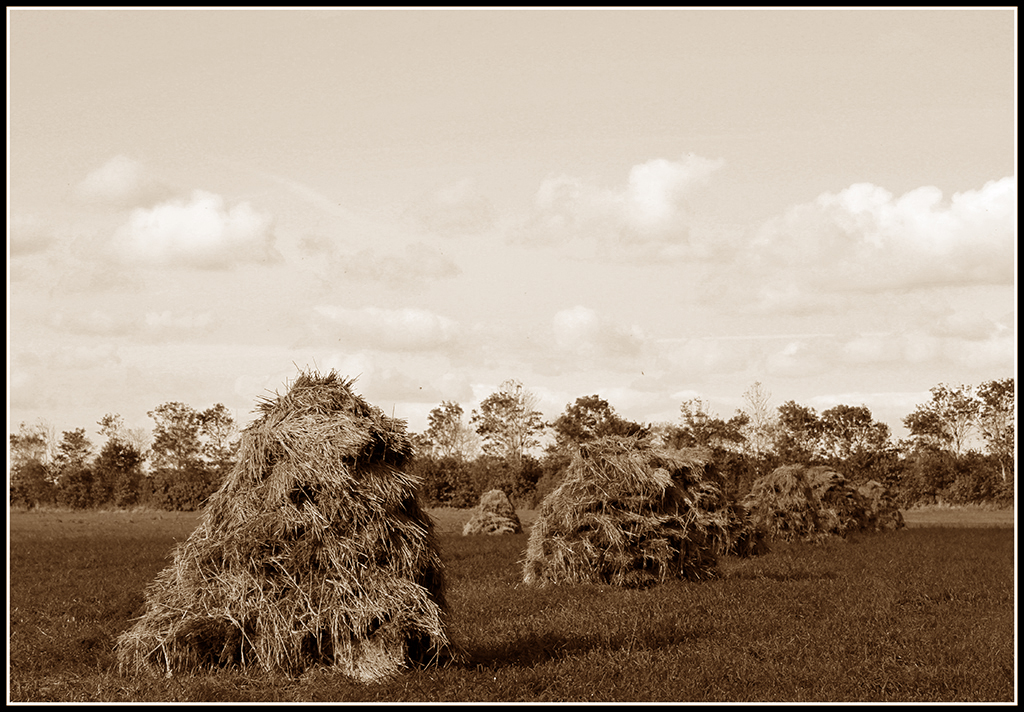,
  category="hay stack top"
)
[115,370,449,682]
